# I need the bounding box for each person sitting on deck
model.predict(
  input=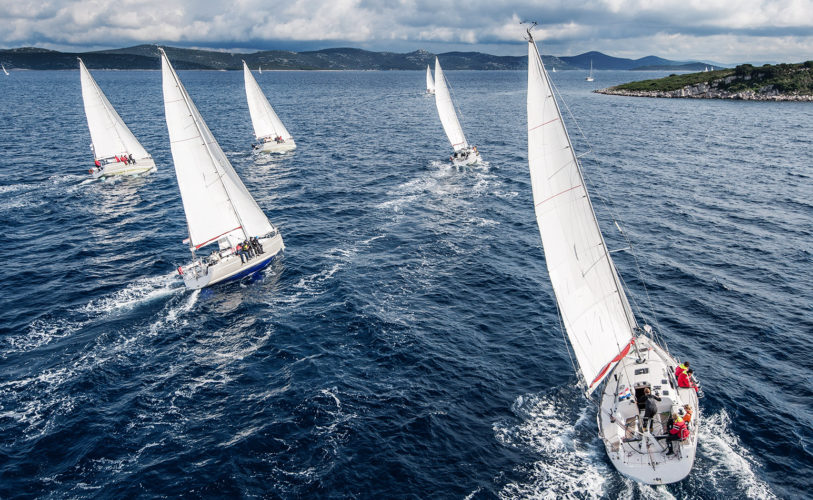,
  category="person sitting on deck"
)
[678,368,698,392]
[275,136,283,143]
[640,387,661,433]
[666,413,690,455]
[675,361,690,379]
[129,154,136,164]
[237,243,248,263]
[682,404,693,425]
[250,236,263,255]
